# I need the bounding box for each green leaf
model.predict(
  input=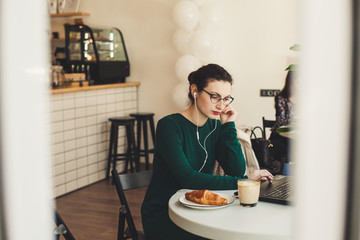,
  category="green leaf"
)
[290,44,300,51]
[285,64,297,71]
[276,127,293,133]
